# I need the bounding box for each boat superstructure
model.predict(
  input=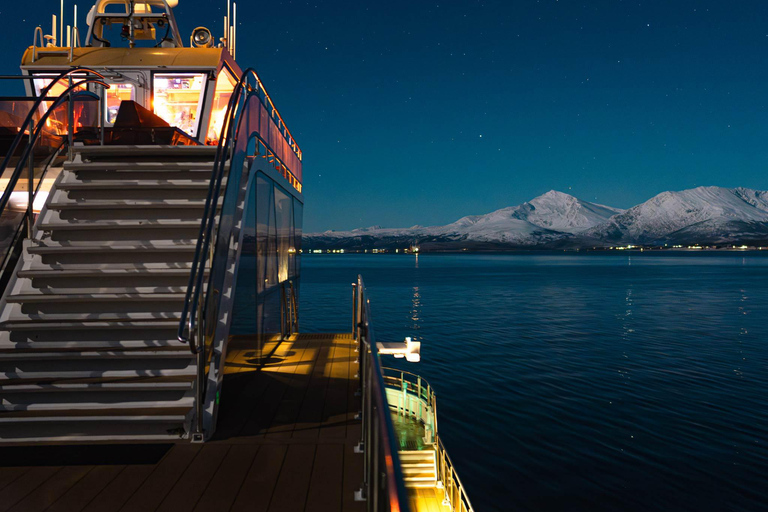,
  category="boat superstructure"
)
[0,1,472,511]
